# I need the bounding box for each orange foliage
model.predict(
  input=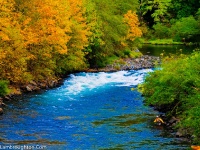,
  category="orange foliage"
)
[0,0,92,83]
[124,10,142,41]
[191,145,200,150]
[21,0,71,54]
[0,0,31,83]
